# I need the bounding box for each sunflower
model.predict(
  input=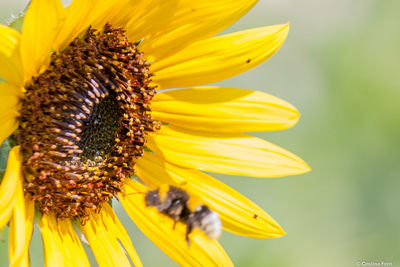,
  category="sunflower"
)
[0,0,310,266]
